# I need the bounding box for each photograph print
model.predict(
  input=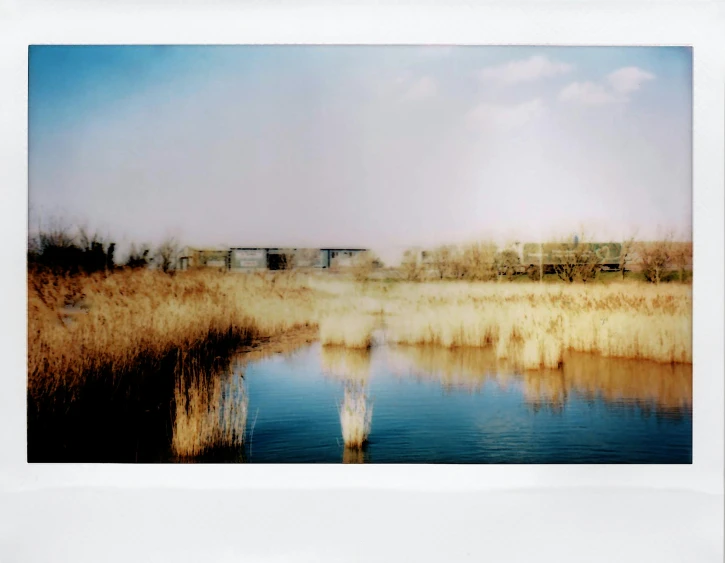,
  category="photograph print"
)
[27,45,692,463]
